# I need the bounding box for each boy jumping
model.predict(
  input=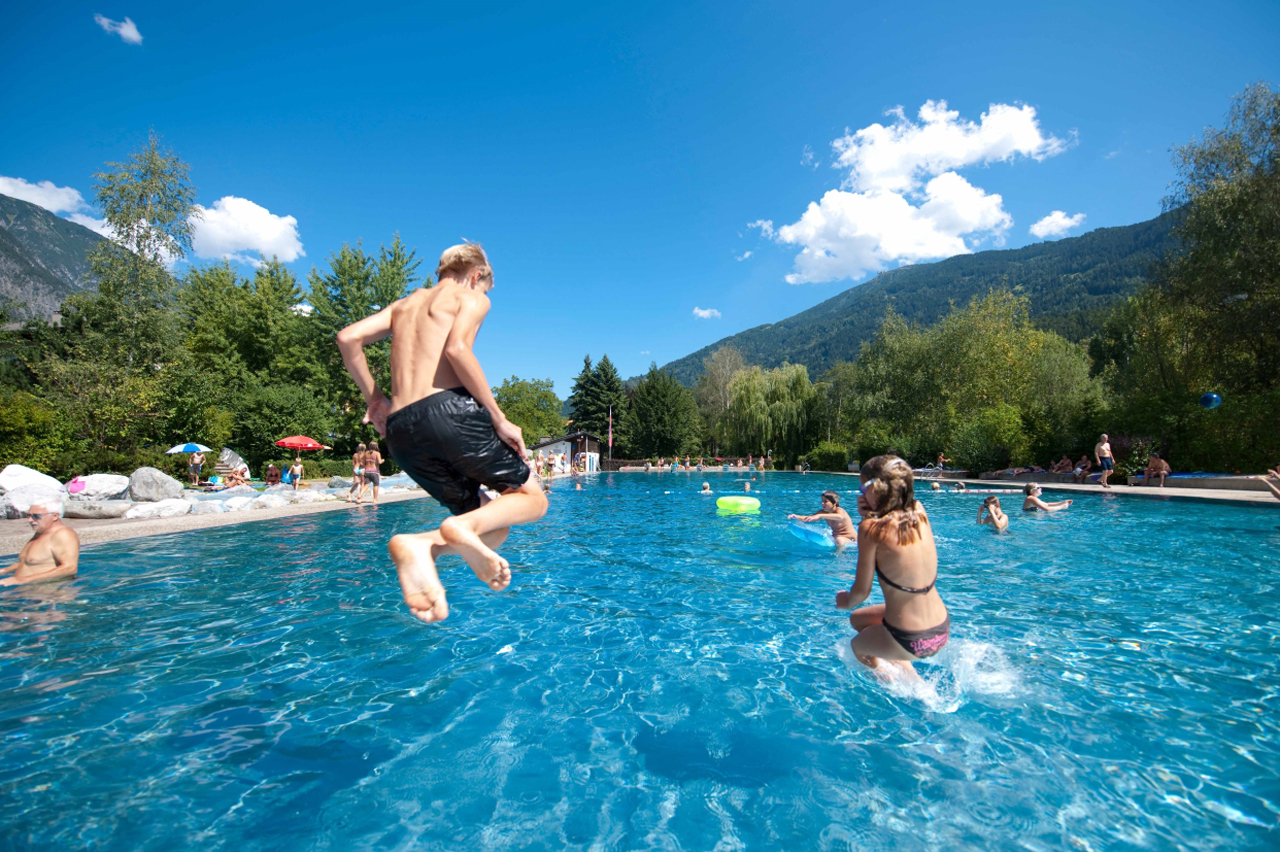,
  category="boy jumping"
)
[337,243,548,623]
